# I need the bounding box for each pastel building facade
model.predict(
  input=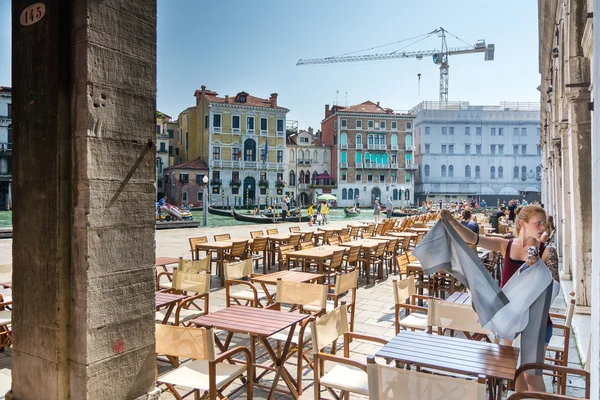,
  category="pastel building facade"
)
[0,87,11,210]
